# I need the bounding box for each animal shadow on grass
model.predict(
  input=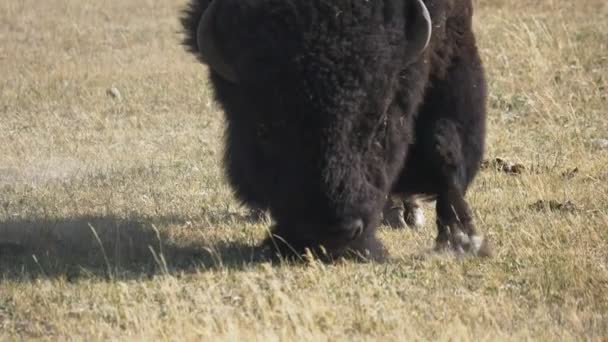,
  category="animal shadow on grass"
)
[0,215,271,281]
